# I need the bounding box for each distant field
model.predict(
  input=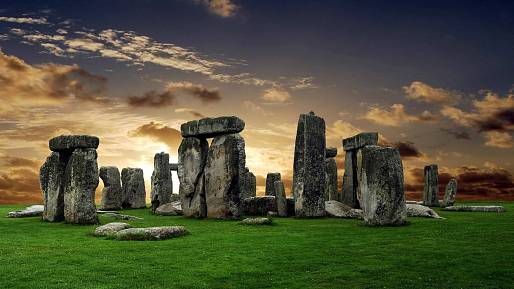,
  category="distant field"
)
[1,202,513,289]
